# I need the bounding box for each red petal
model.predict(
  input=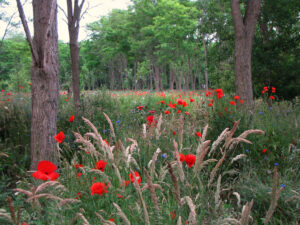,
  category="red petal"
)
[37,160,57,173]
[48,172,59,181]
[32,171,49,181]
